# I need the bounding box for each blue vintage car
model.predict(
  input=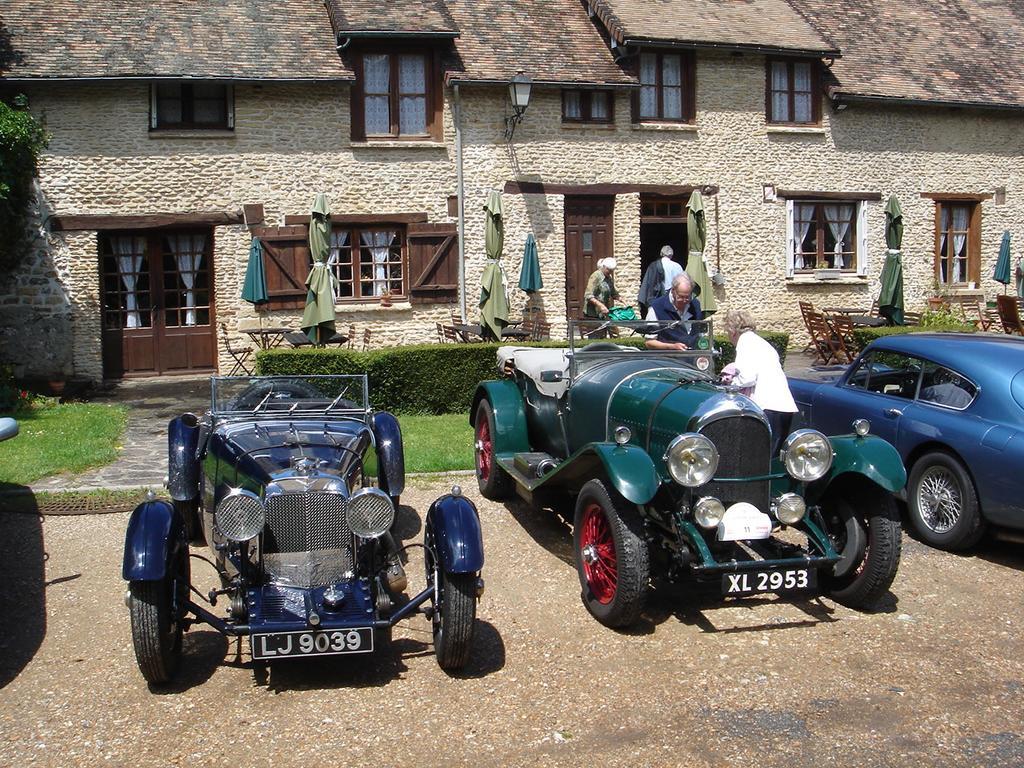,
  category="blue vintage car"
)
[789,332,1024,551]
[472,320,905,628]
[123,375,484,684]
